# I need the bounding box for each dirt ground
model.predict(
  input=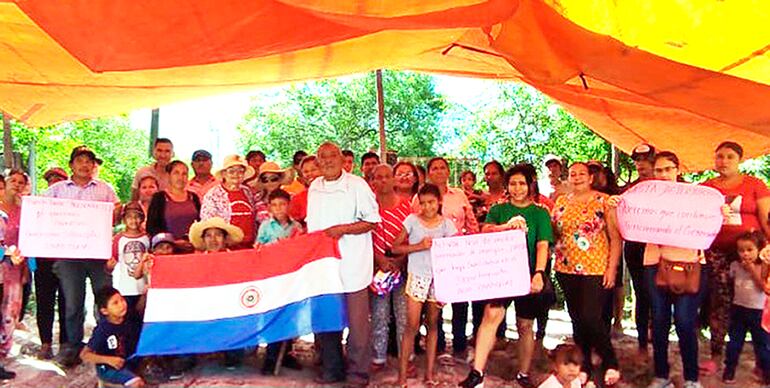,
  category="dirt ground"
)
[2,308,766,388]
